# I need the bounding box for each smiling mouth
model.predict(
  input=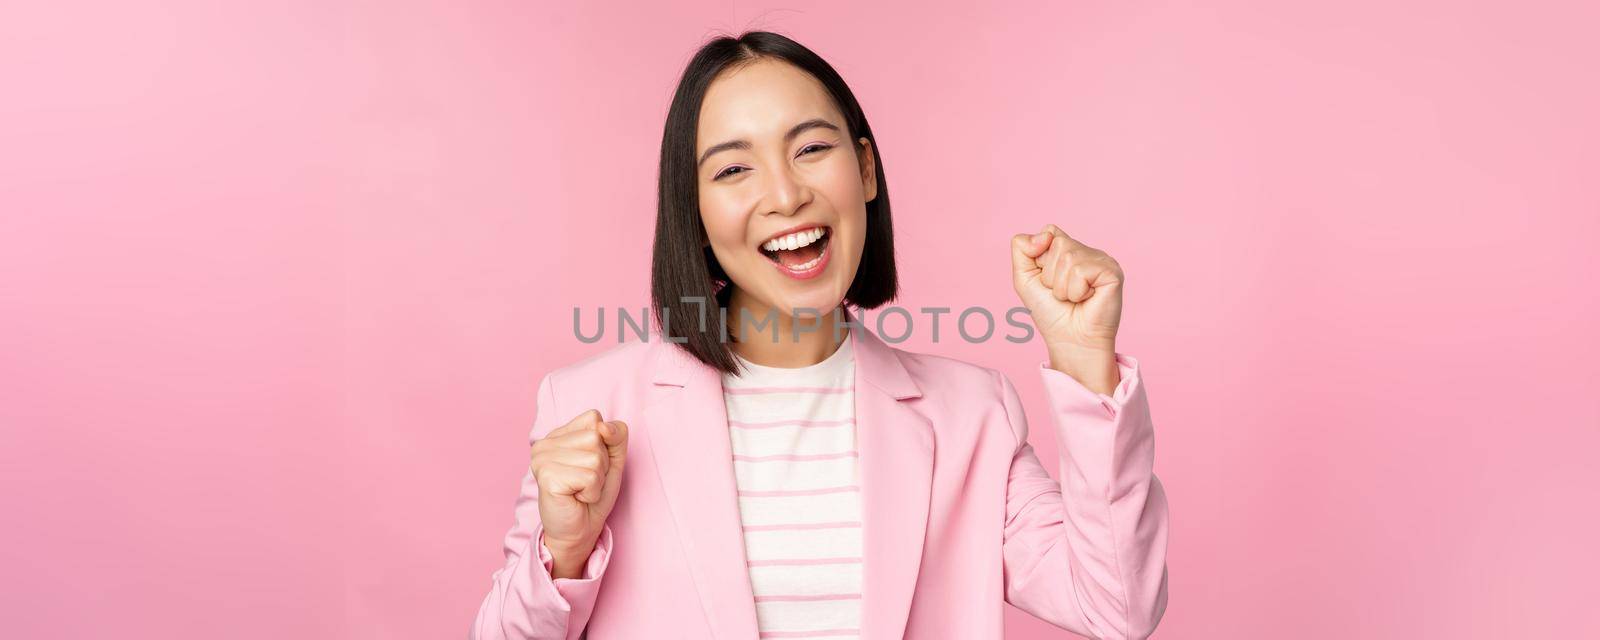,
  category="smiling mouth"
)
[758,226,832,271]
